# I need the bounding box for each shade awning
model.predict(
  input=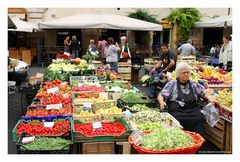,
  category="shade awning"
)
[195,15,232,28]
[38,13,163,31]
[8,16,39,32]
